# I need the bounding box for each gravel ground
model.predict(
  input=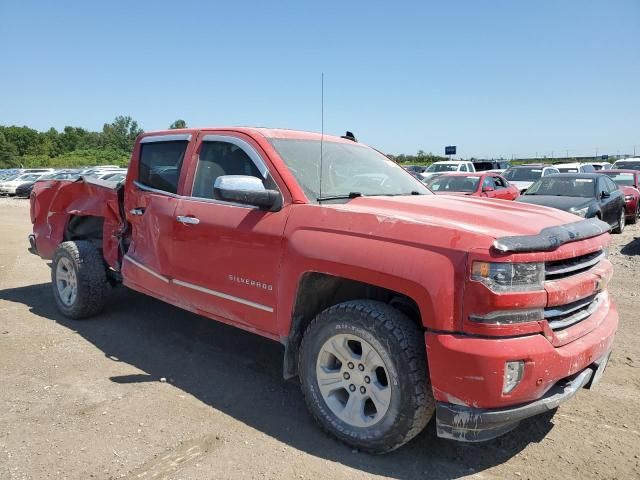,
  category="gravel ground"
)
[0,197,639,480]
